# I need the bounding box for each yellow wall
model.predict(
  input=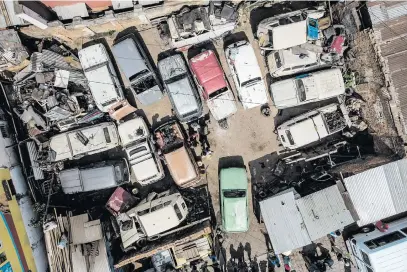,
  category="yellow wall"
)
[0,168,37,272]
